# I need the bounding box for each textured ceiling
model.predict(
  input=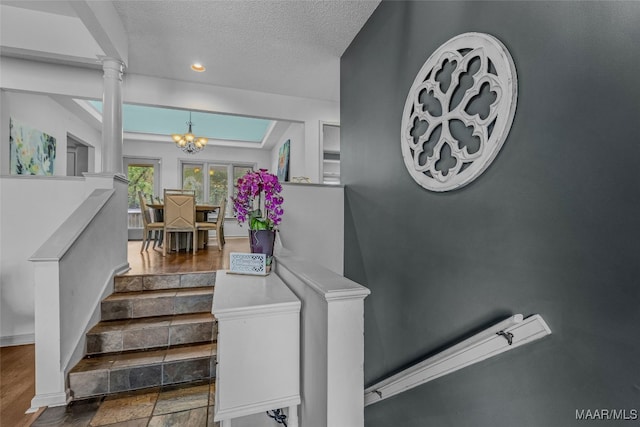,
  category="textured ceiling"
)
[112,0,380,101]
